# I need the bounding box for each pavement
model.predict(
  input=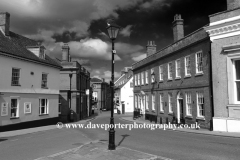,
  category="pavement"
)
[120,116,240,138]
